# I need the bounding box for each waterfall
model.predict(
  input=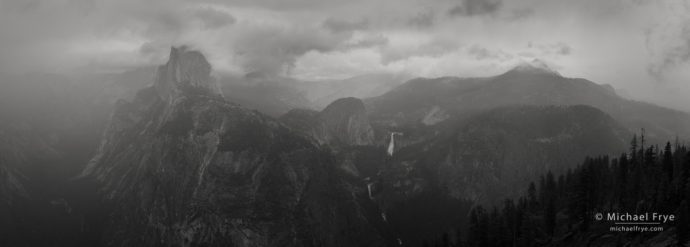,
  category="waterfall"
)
[387,132,402,156]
